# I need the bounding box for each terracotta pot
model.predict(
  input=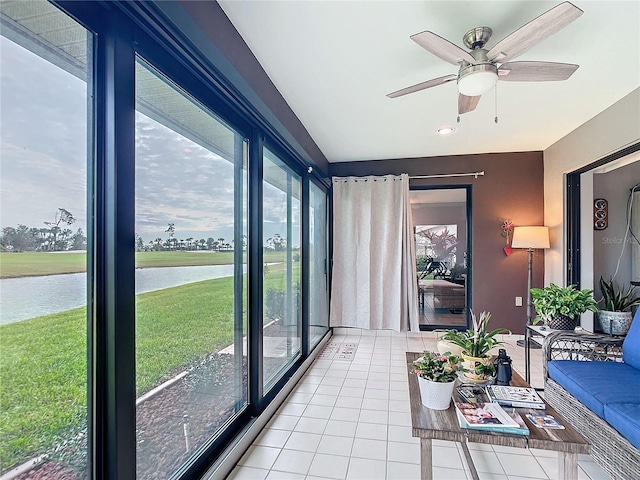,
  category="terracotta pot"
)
[461,352,493,383]
[417,377,455,410]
